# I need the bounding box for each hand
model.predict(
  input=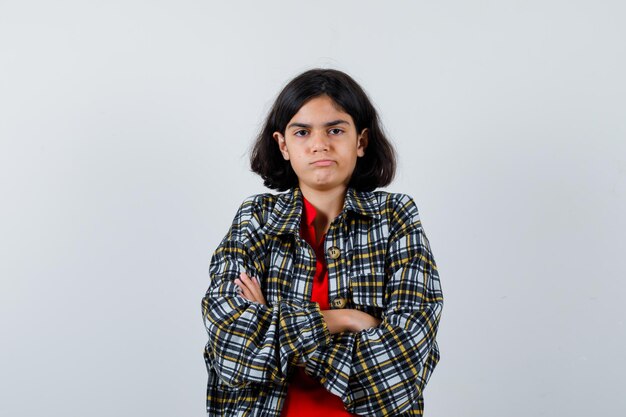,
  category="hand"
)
[321,309,382,334]
[346,309,382,332]
[234,272,267,306]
